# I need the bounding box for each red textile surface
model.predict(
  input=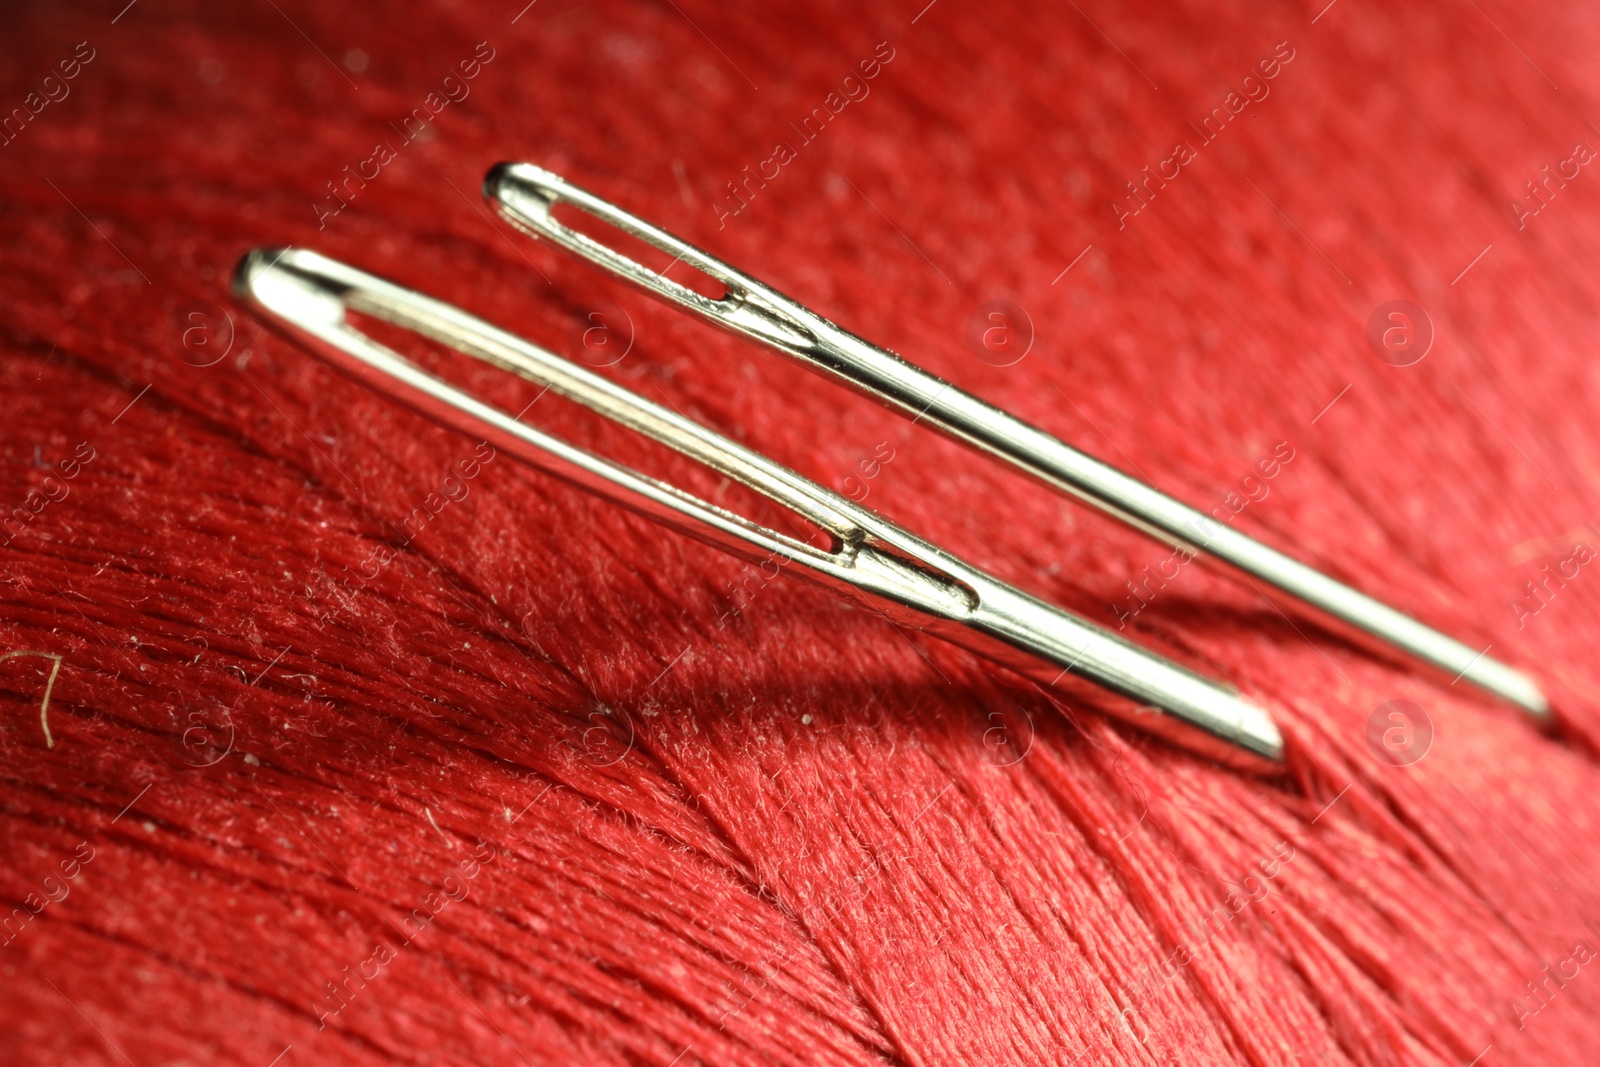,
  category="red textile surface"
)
[4,0,1600,1063]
